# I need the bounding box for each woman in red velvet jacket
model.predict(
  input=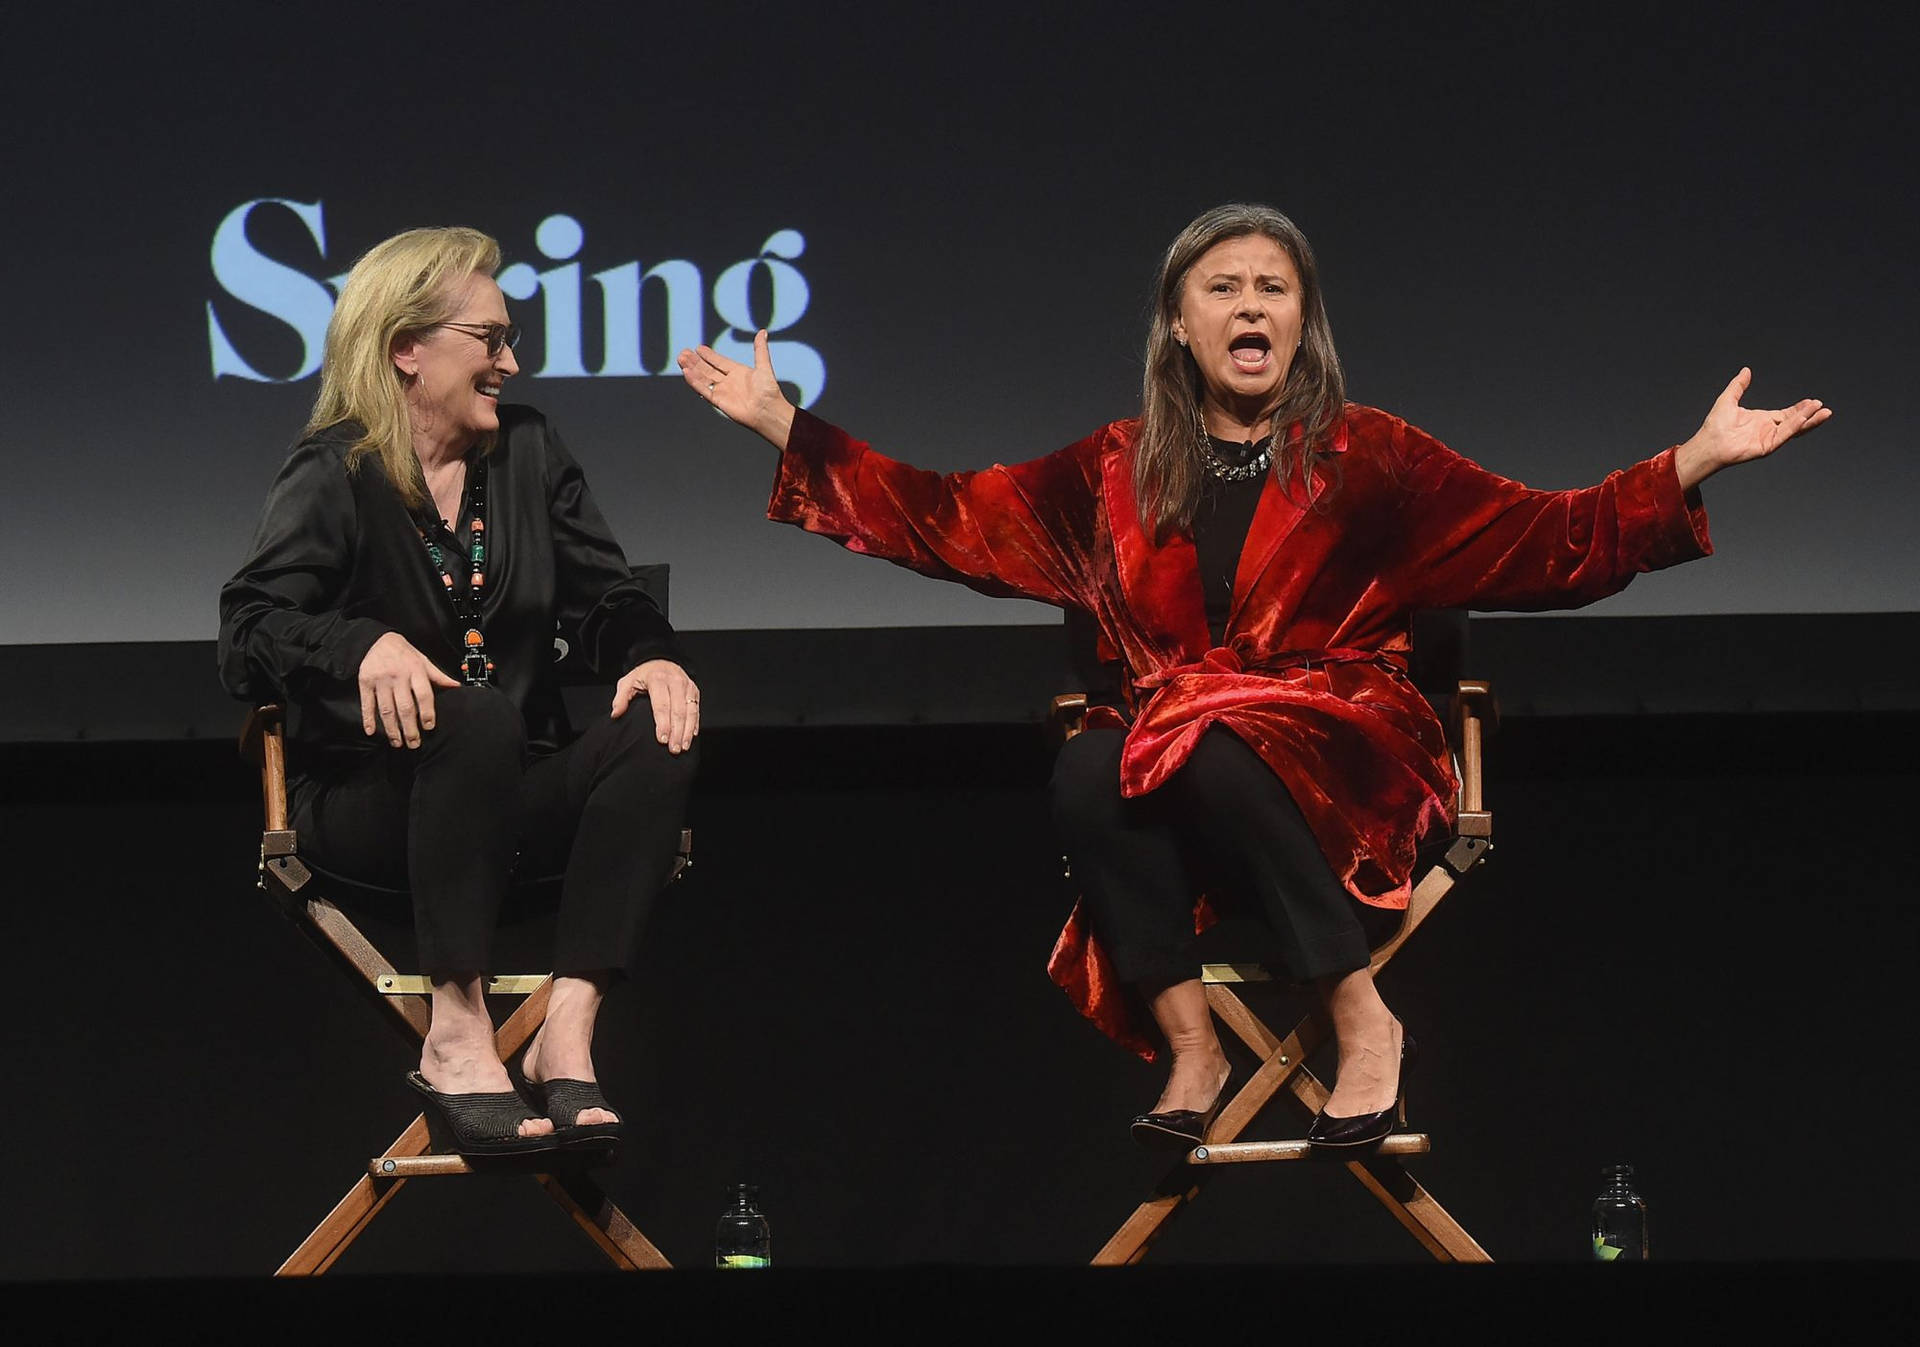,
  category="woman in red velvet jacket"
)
[678,203,1828,1151]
